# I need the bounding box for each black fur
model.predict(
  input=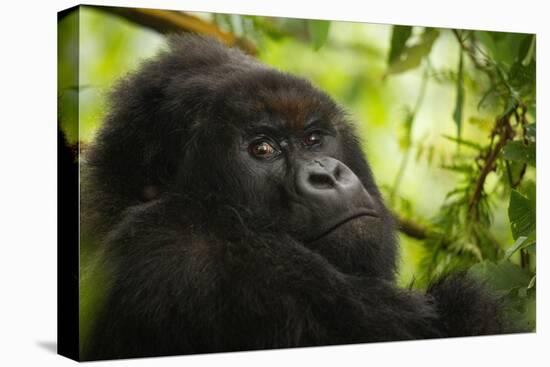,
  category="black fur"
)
[82,35,517,361]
